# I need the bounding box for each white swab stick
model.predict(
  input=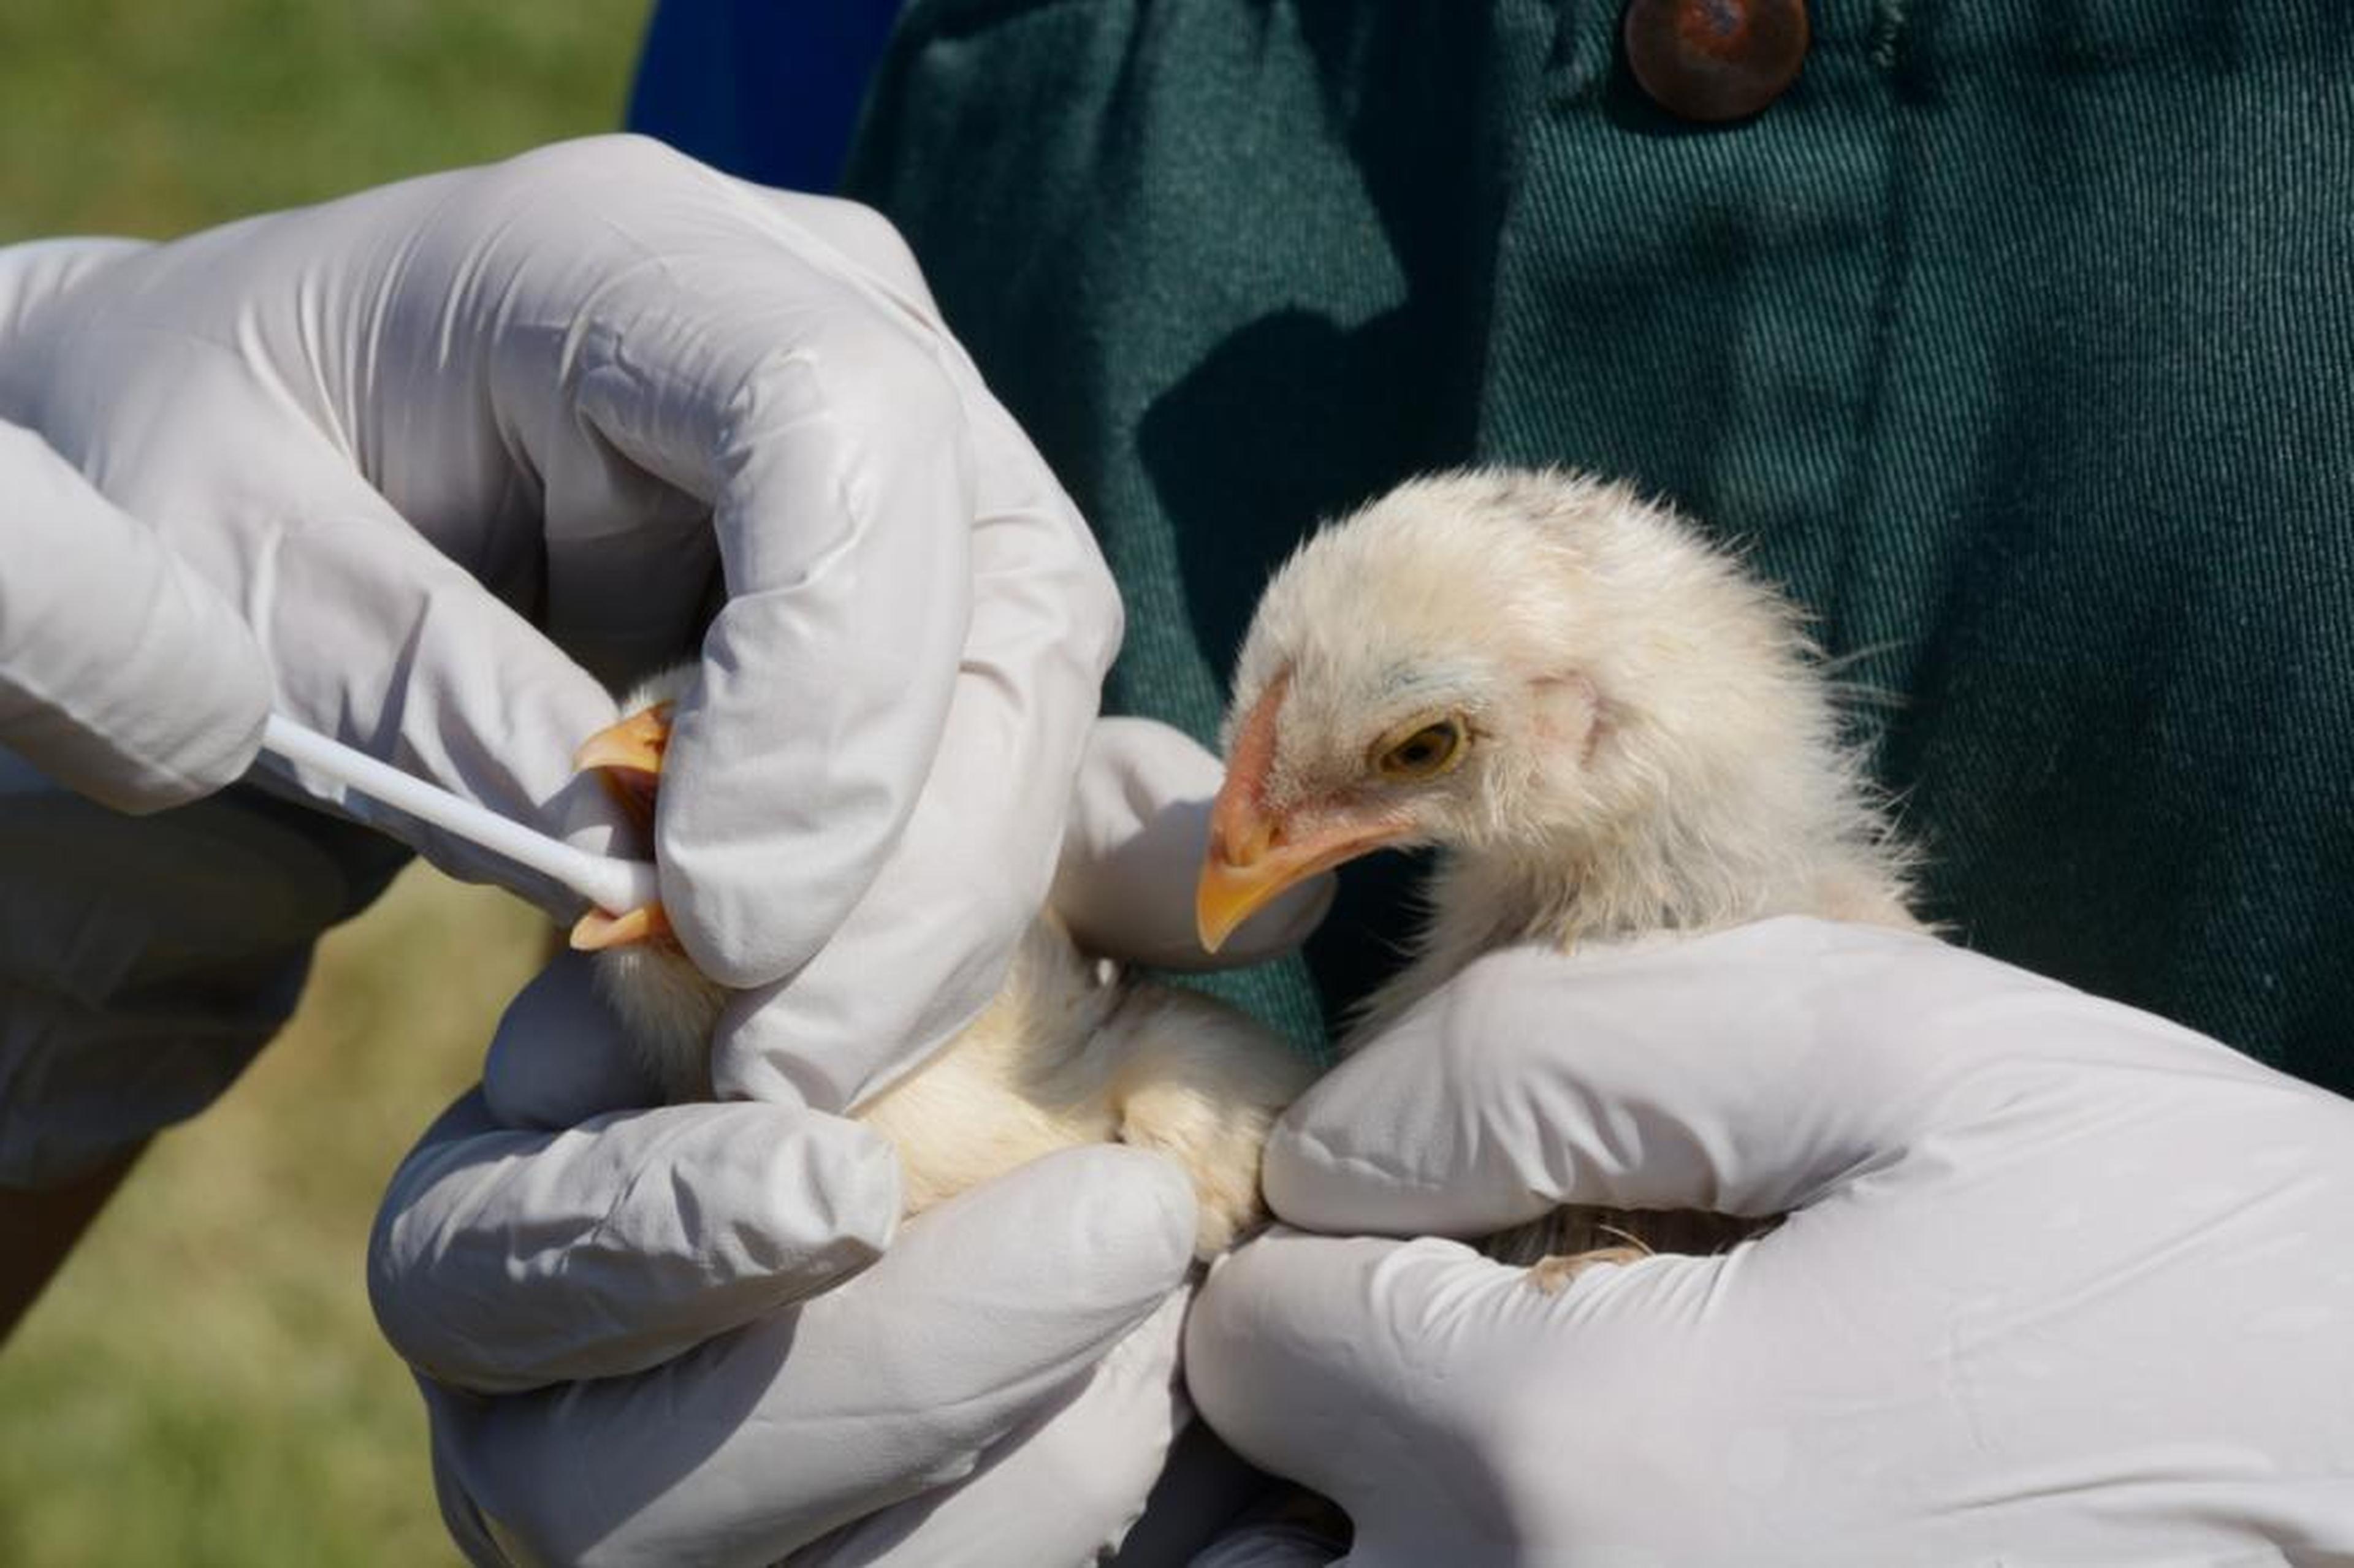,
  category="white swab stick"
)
[260,714,660,915]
